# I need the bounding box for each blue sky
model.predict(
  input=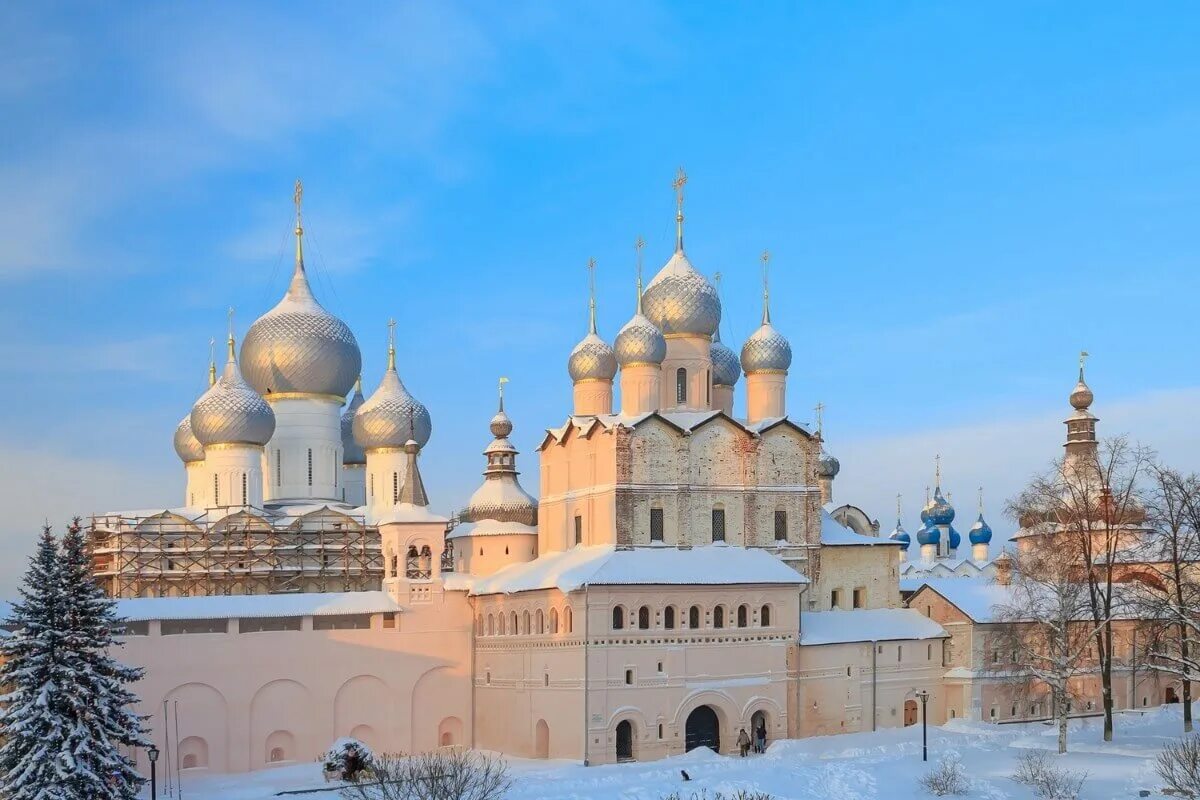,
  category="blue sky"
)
[2,2,1198,592]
